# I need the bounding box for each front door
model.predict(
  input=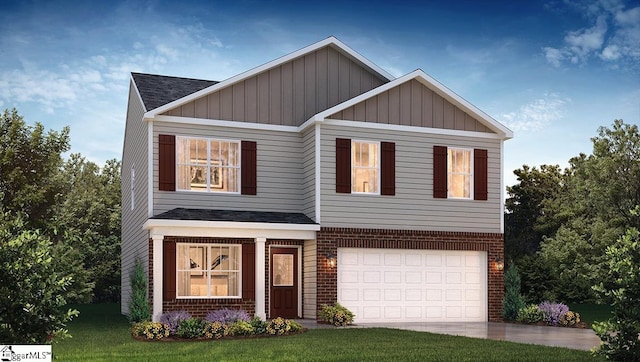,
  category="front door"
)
[270,247,298,318]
